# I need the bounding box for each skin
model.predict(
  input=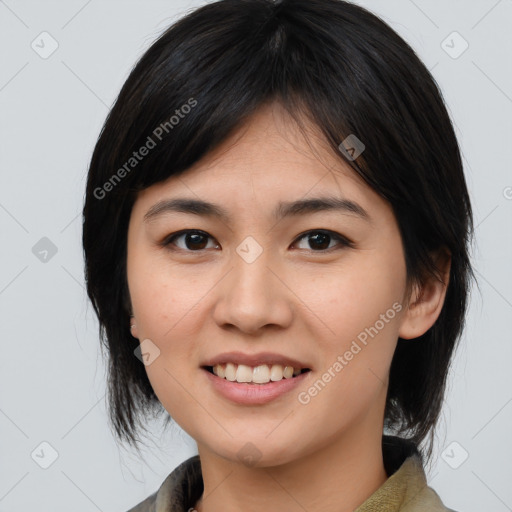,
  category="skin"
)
[127,101,450,512]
